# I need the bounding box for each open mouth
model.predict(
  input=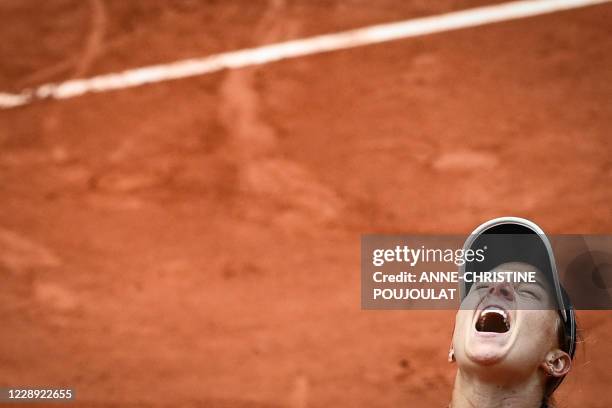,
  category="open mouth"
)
[475,306,510,333]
